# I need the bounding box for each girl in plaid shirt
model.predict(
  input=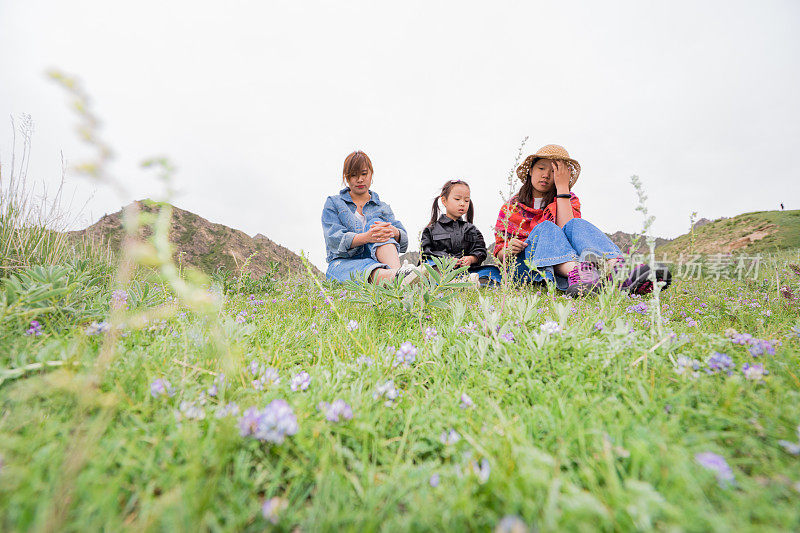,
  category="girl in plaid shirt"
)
[493,144,671,296]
